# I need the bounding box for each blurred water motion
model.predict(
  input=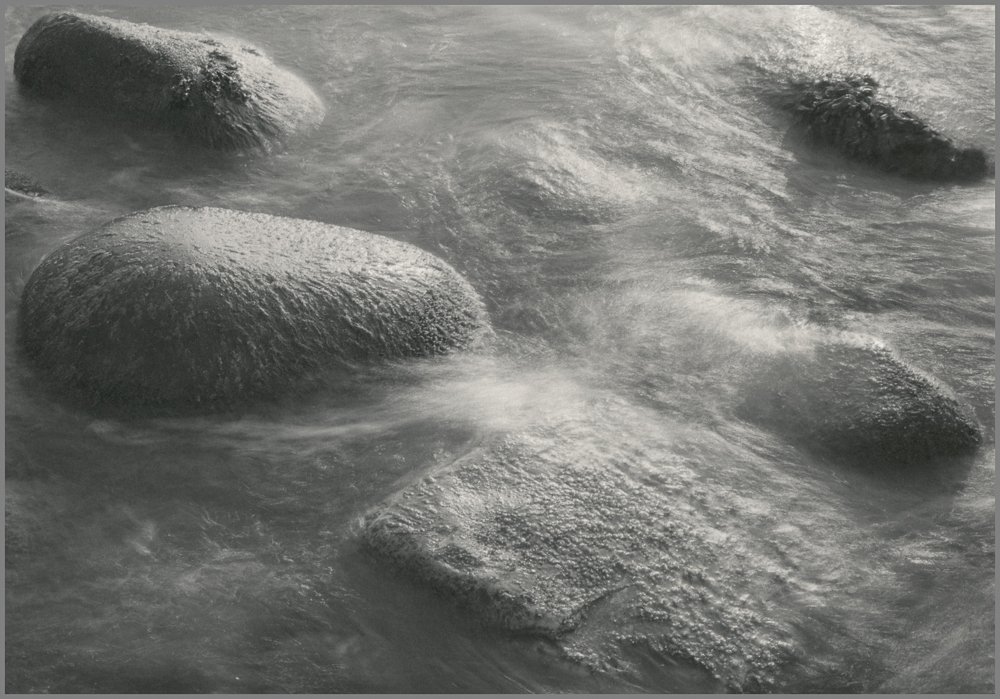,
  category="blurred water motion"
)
[5,4,994,693]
